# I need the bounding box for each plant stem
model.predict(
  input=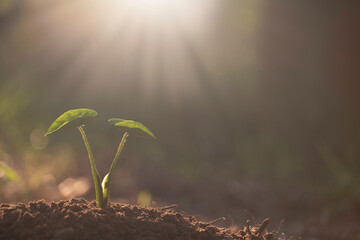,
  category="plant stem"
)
[78,126,104,208]
[102,132,129,207]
